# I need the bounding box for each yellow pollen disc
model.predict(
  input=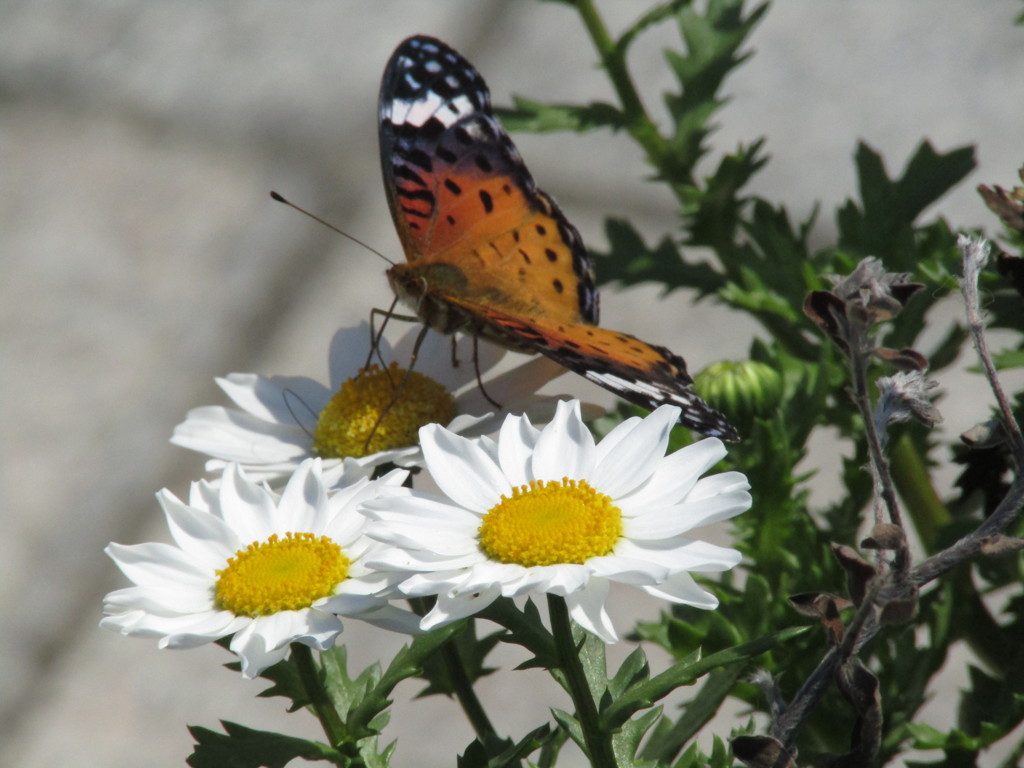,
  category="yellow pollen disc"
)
[215,532,350,617]
[478,478,622,567]
[312,362,456,458]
